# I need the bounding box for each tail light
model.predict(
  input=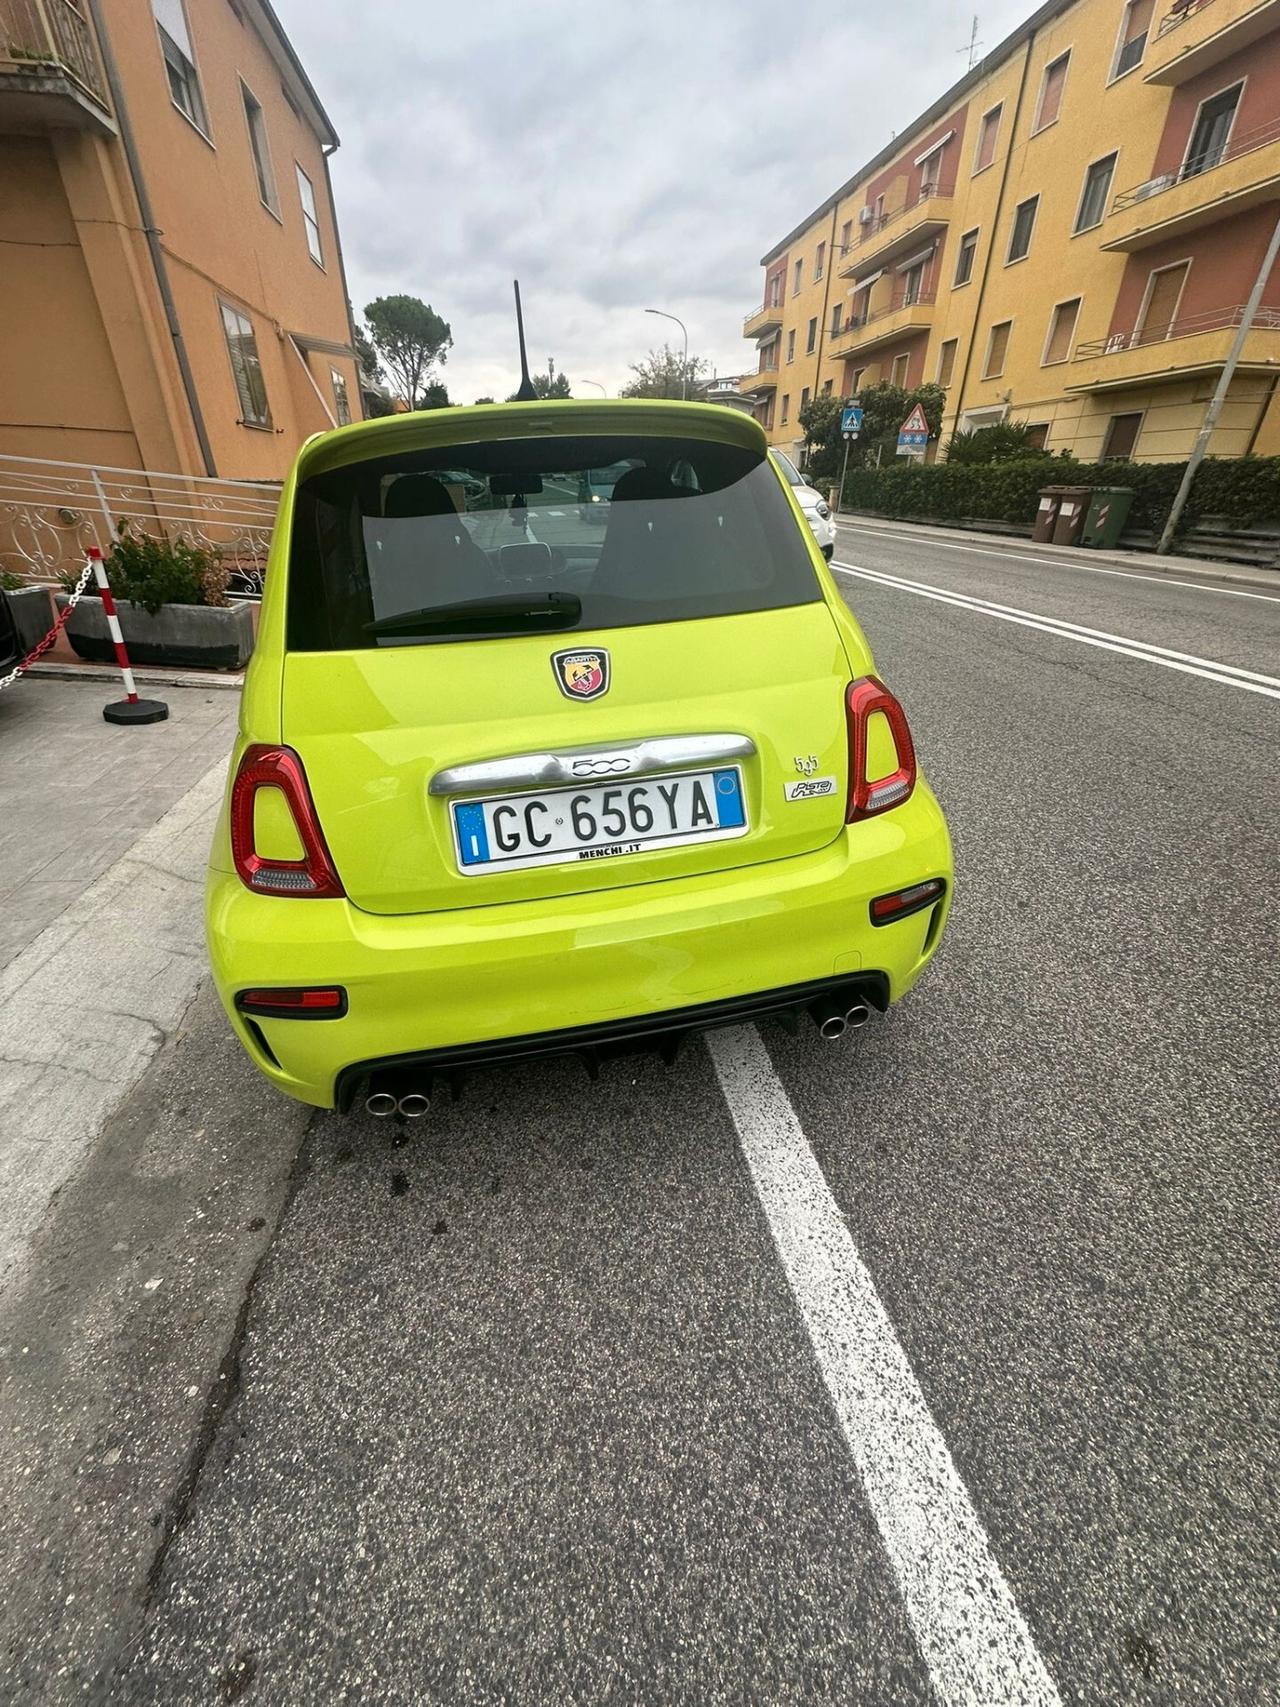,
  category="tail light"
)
[230,744,345,898]
[870,879,946,925]
[236,986,347,1018]
[845,676,917,822]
